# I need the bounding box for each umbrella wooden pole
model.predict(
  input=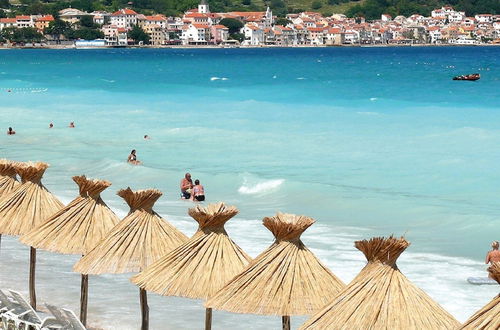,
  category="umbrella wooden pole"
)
[282,316,290,330]
[205,308,212,330]
[80,274,88,326]
[29,247,37,309]
[140,288,149,330]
